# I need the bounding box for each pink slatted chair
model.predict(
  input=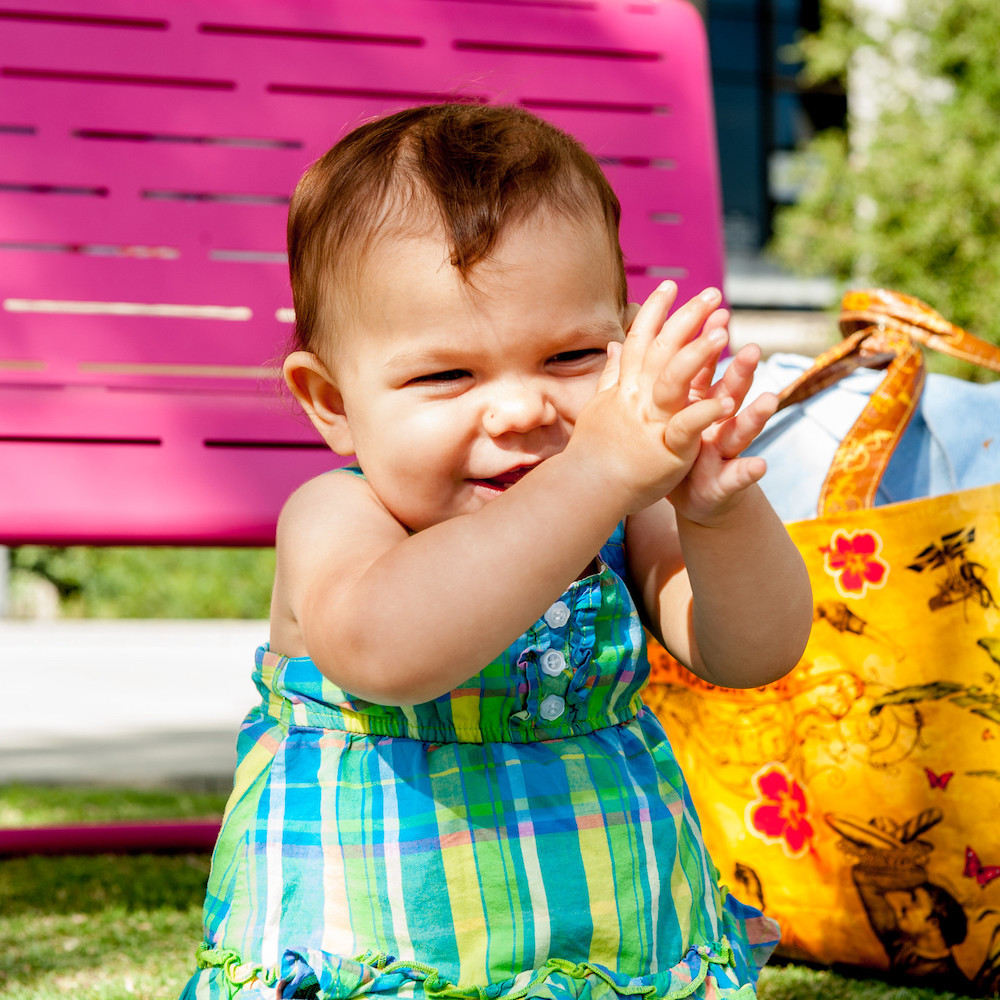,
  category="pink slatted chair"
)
[0,0,724,547]
[0,0,723,855]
